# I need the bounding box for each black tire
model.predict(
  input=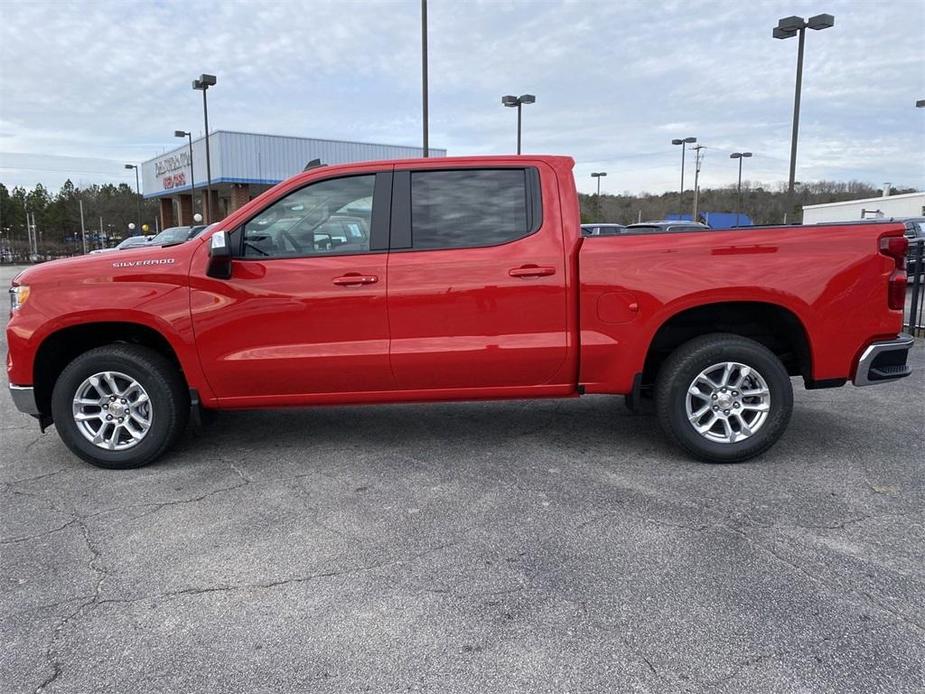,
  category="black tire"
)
[655,334,793,463]
[51,344,189,469]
